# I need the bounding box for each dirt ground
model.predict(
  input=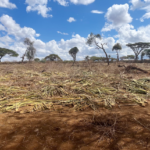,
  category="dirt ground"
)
[1,104,150,150]
[0,62,150,150]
